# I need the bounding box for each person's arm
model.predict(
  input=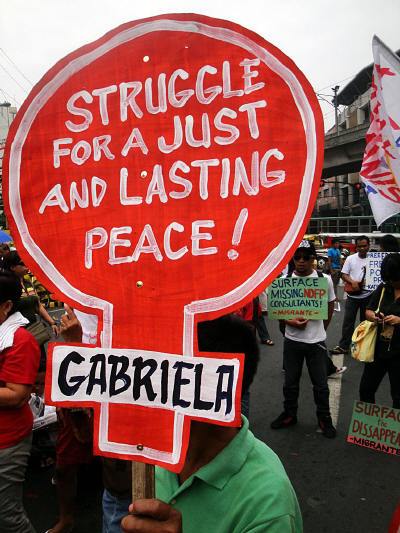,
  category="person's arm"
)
[365,309,382,323]
[341,256,361,288]
[324,301,334,330]
[365,287,399,326]
[0,382,32,408]
[341,272,361,288]
[341,270,361,290]
[26,278,59,334]
[121,499,182,533]
[38,303,60,335]
[383,315,400,326]
[285,319,308,329]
